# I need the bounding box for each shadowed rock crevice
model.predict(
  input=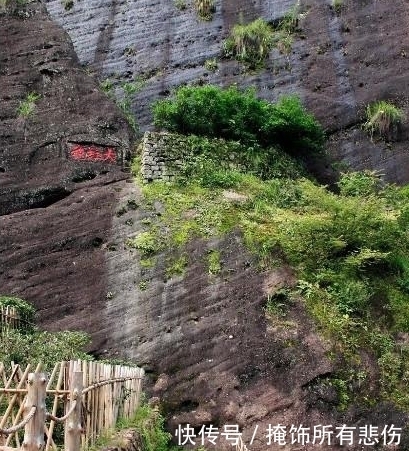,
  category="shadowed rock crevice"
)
[0,186,73,216]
